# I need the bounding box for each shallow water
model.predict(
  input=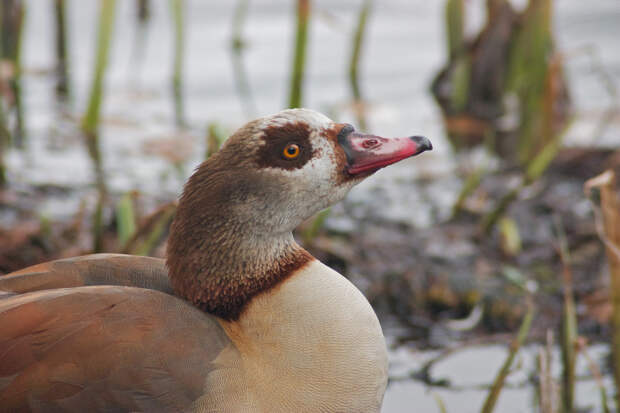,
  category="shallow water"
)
[384,343,612,413]
[3,1,620,411]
